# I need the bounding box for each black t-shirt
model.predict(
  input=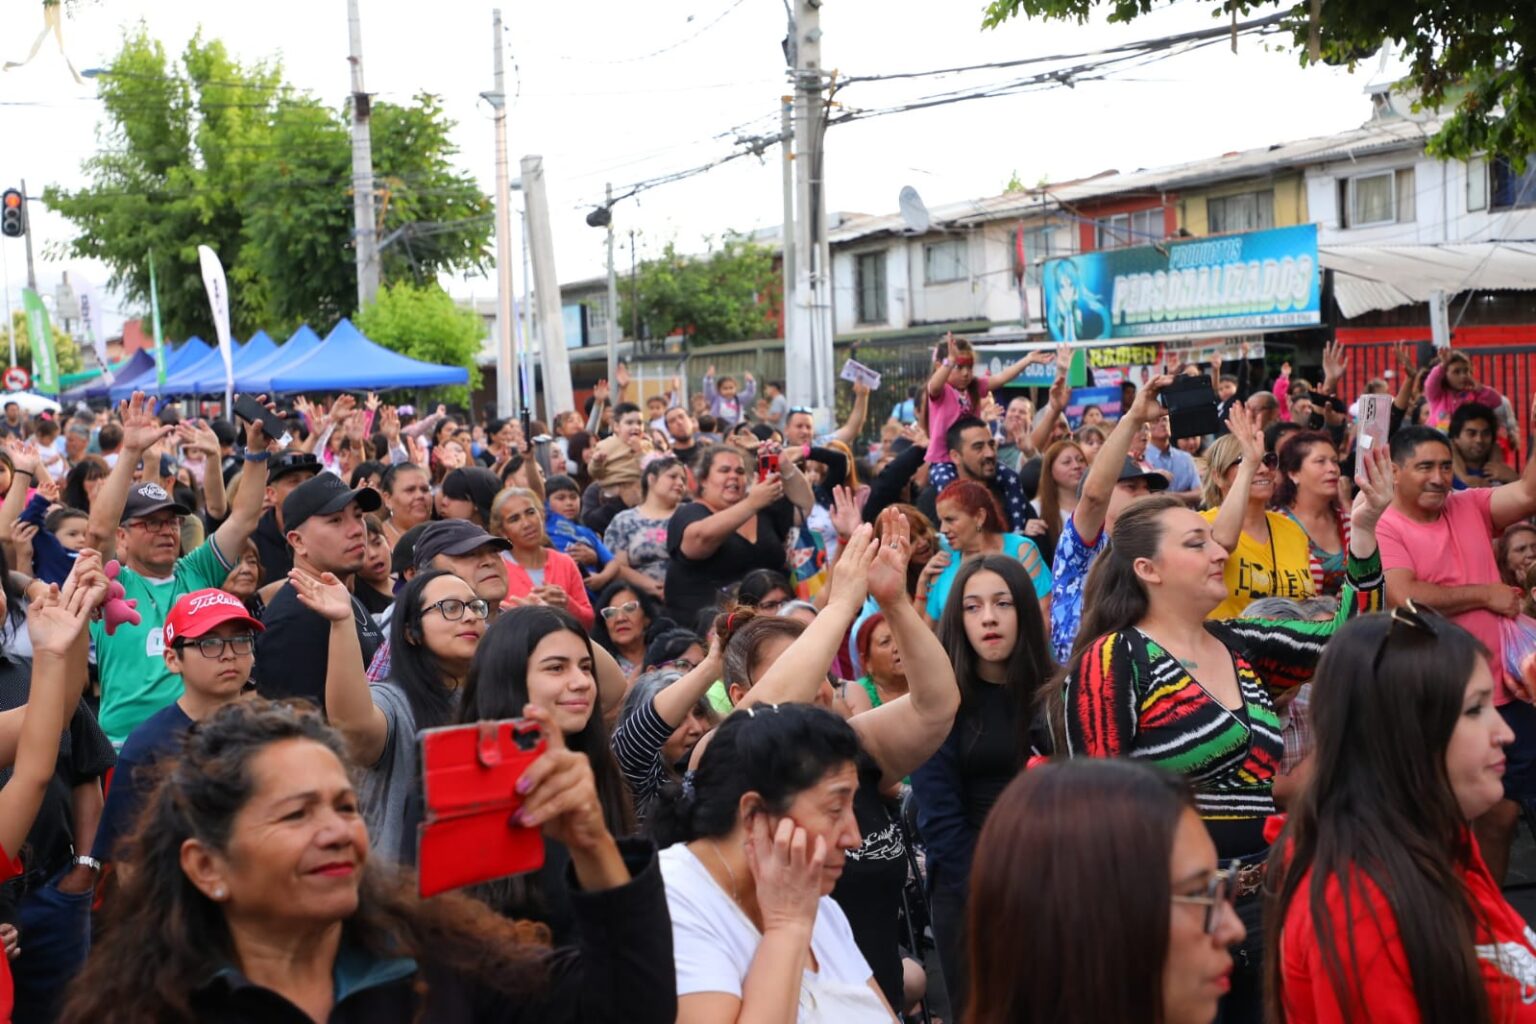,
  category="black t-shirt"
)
[355,583,395,618]
[663,498,794,623]
[672,441,703,472]
[0,657,115,905]
[830,757,907,1011]
[254,583,384,707]
[252,507,292,586]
